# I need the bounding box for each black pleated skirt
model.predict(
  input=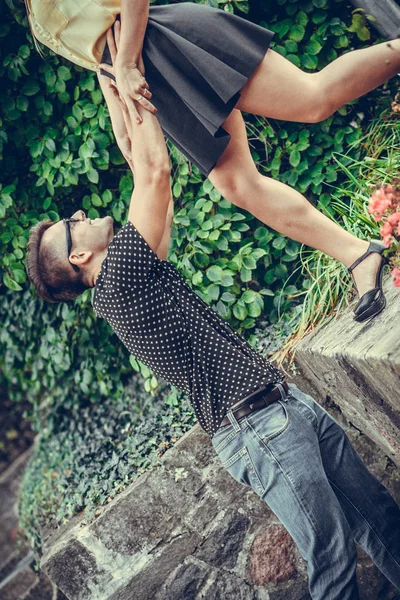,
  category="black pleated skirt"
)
[100,2,274,177]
